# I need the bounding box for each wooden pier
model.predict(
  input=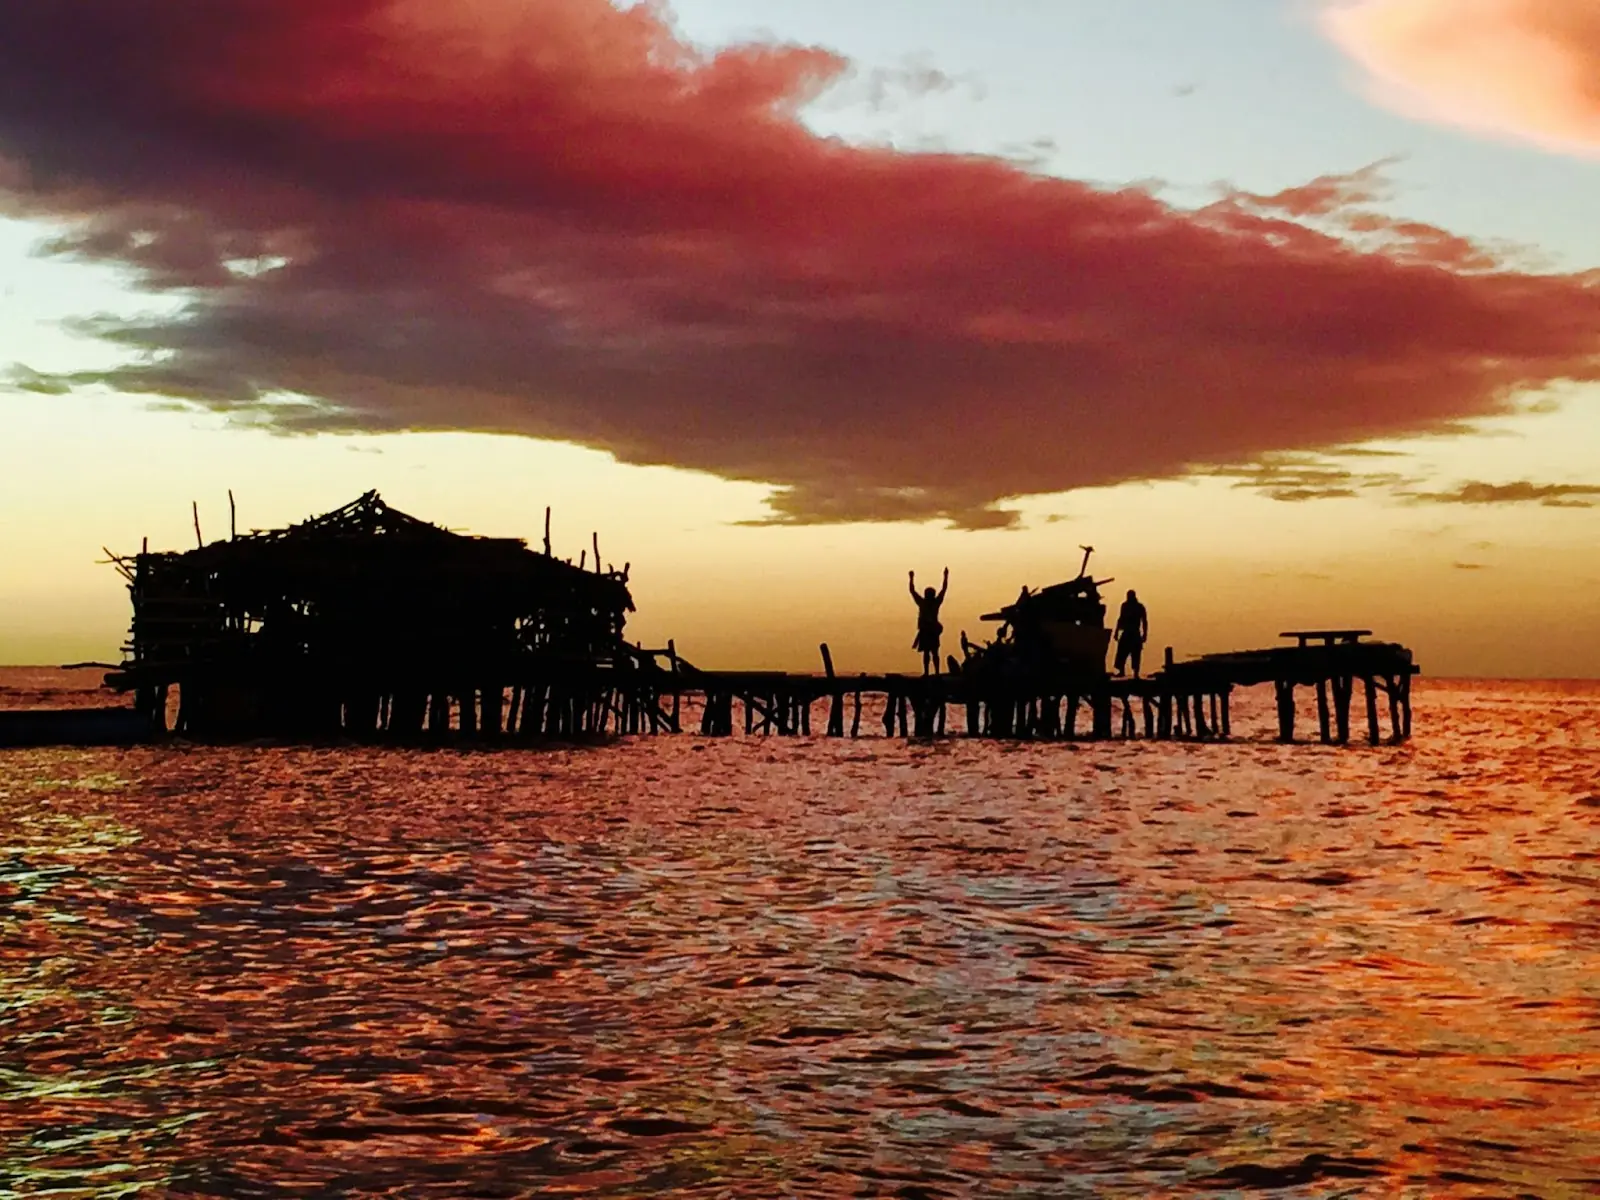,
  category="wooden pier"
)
[97,494,1419,749]
[533,628,1414,747]
[104,632,1415,748]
